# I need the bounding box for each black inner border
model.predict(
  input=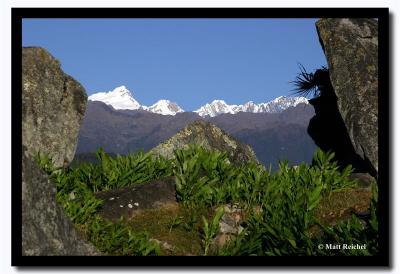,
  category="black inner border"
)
[12,7,390,268]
